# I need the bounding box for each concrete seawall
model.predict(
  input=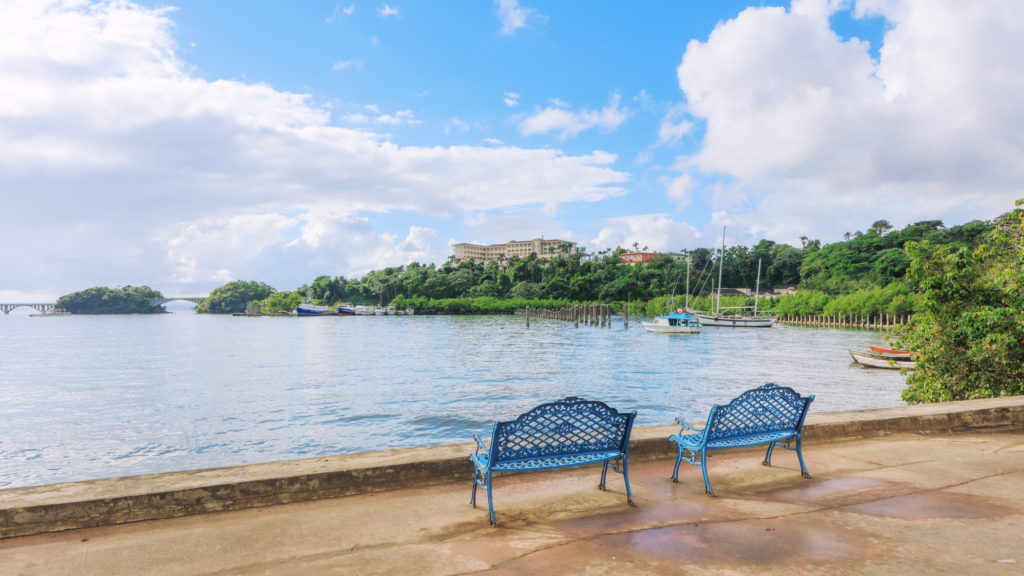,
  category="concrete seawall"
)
[3,396,1023,539]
